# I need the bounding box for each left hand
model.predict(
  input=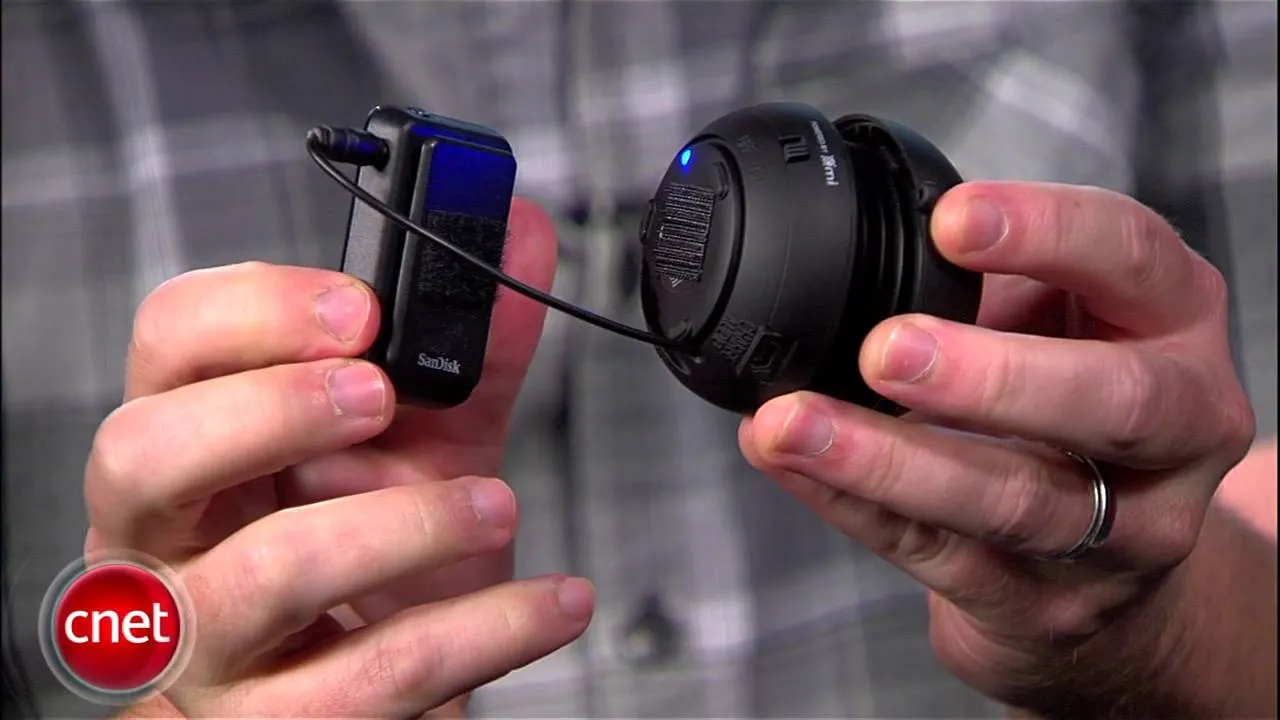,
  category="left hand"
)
[739,182,1255,711]
[95,199,566,718]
